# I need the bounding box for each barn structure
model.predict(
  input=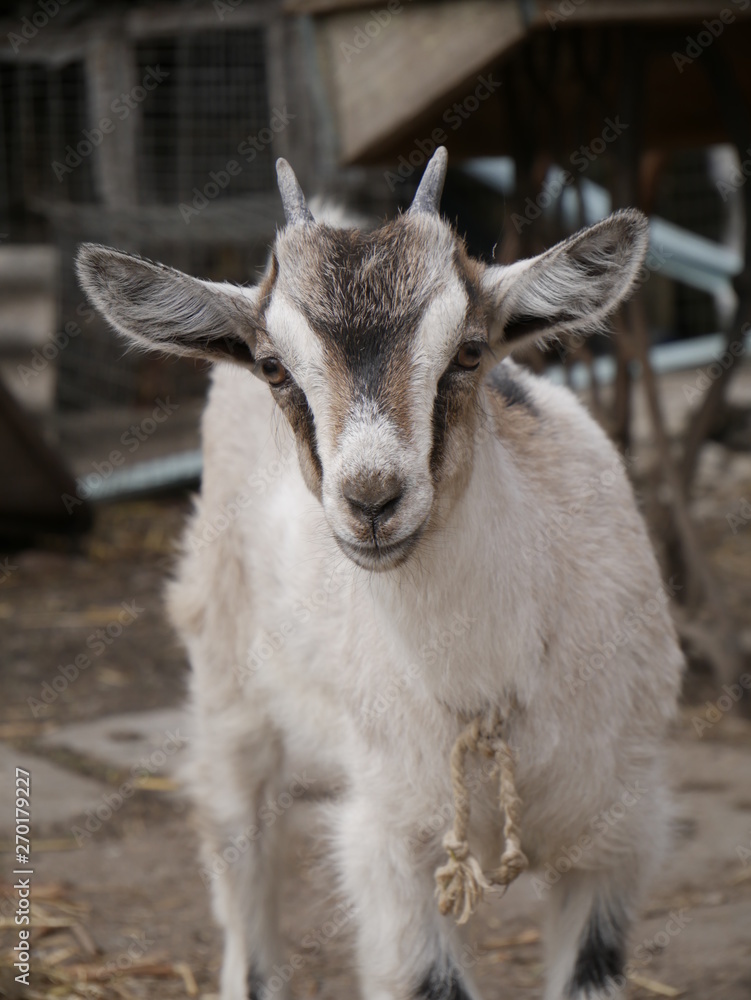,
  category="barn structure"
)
[0,0,749,676]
